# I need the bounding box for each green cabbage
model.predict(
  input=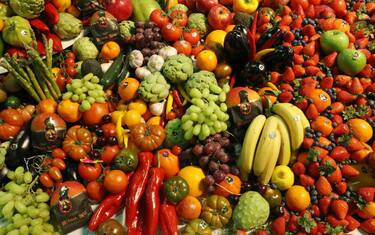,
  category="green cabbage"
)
[72,37,99,61]
[53,13,83,40]
[9,0,44,19]
[138,72,170,103]
[185,70,217,94]
[165,119,189,148]
[162,54,193,84]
